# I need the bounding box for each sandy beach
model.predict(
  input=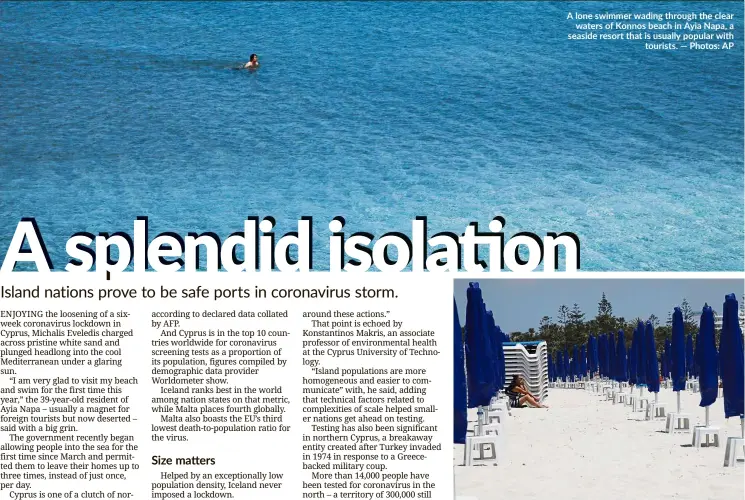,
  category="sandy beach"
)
[454,386,743,500]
